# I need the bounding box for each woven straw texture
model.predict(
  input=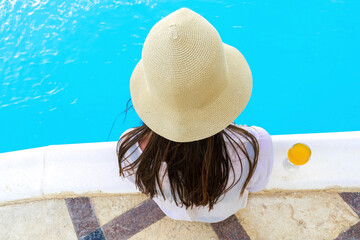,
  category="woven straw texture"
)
[130,7,252,142]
